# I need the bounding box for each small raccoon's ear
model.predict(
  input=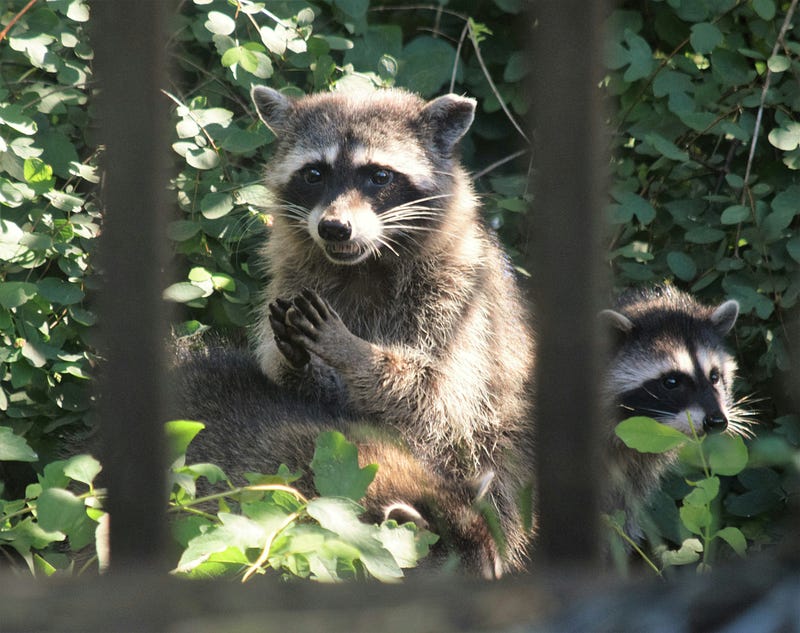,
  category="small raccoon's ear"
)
[711,299,739,336]
[598,309,634,334]
[251,86,293,134]
[421,94,476,155]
